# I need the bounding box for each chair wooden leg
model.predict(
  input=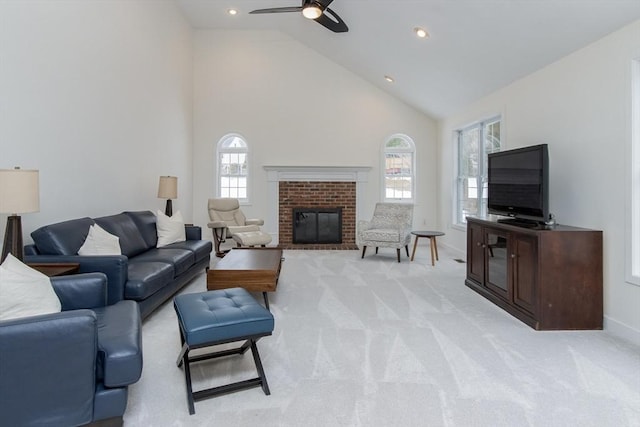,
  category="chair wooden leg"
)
[396,248,401,263]
[375,247,379,254]
[361,246,367,258]
[405,245,410,258]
